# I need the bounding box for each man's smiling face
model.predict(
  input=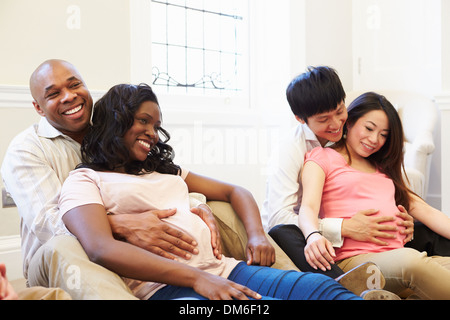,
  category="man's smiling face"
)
[30,60,93,141]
